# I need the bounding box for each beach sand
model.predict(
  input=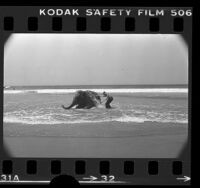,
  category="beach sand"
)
[4,122,188,158]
